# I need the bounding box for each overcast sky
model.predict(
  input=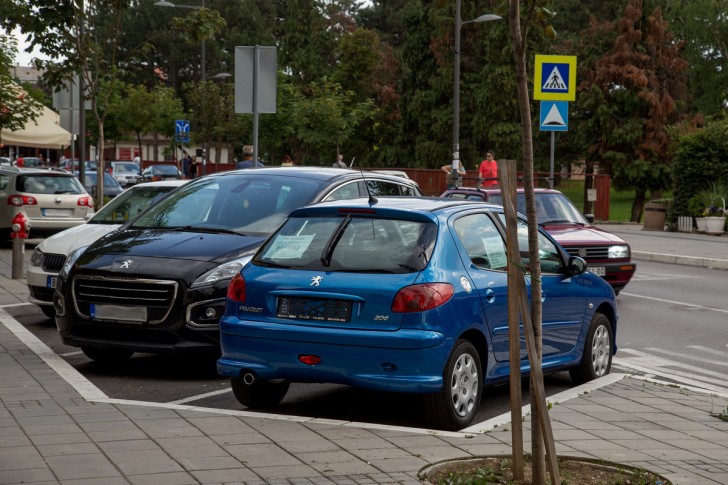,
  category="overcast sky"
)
[4,27,50,66]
